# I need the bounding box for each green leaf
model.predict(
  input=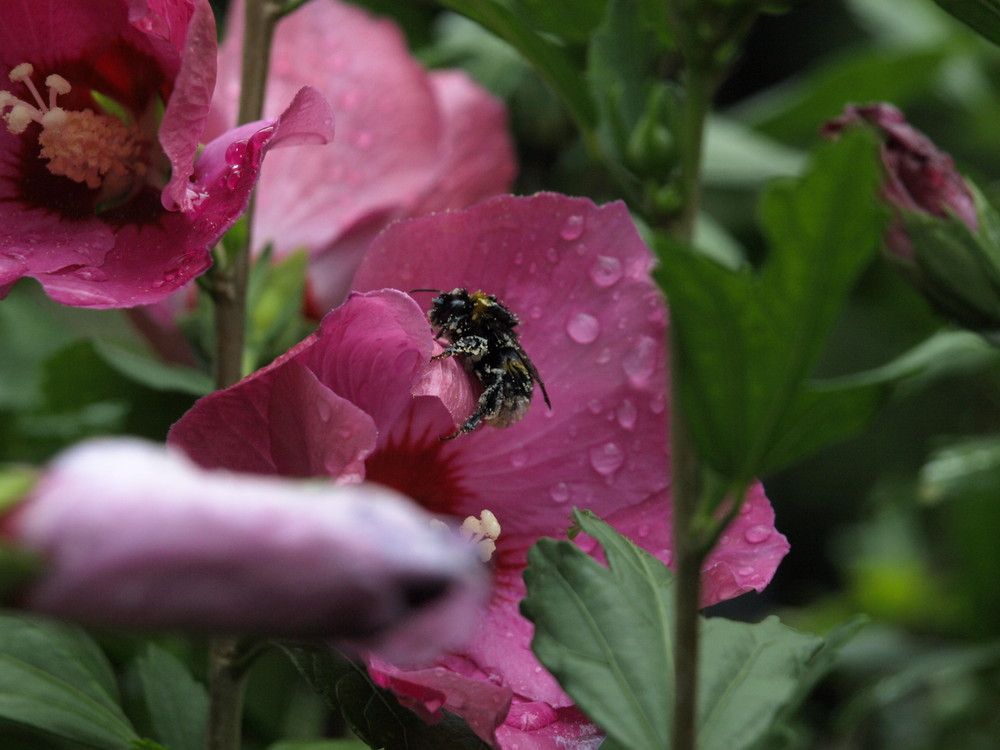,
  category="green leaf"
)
[246,248,313,371]
[732,46,949,145]
[510,0,608,42]
[586,0,667,174]
[435,0,598,139]
[0,611,138,748]
[934,0,1000,45]
[32,339,201,444]
[656,132,889,479]
[127,645,207,750]
[521,511,857,750]
[279,643,489,750]
[267,742,370,750]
